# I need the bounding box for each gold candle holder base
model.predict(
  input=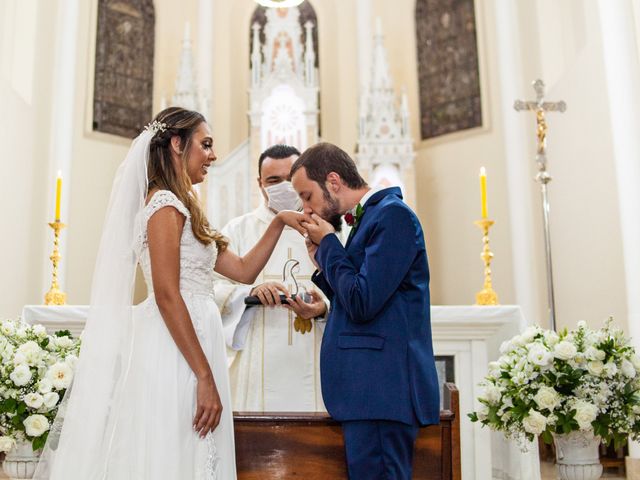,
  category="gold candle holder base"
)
[45,221,67,306]
[474,218,499,306]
